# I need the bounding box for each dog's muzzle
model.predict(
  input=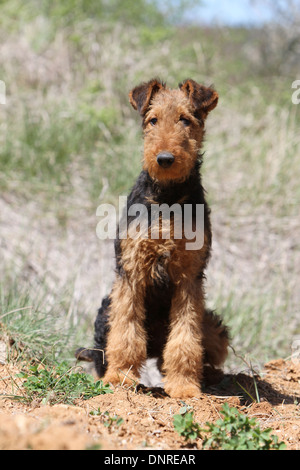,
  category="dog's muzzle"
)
[156,152,175,168]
